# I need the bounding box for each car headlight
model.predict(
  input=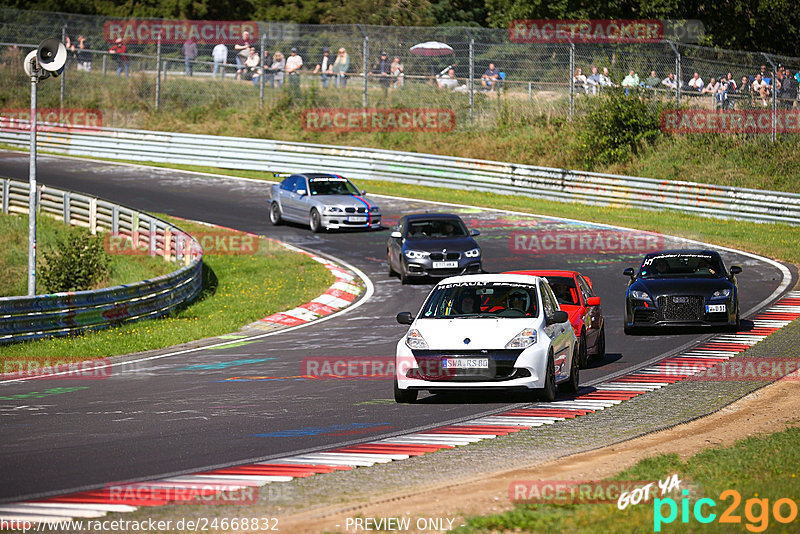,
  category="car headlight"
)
[464,248,481,258]
[630,290,651,301]
[370,206,380,213]
[712,289,731,298]
[404,250,430,260]
[405,329,428,349]
[325,206,344,213]
[505,328,538,349]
